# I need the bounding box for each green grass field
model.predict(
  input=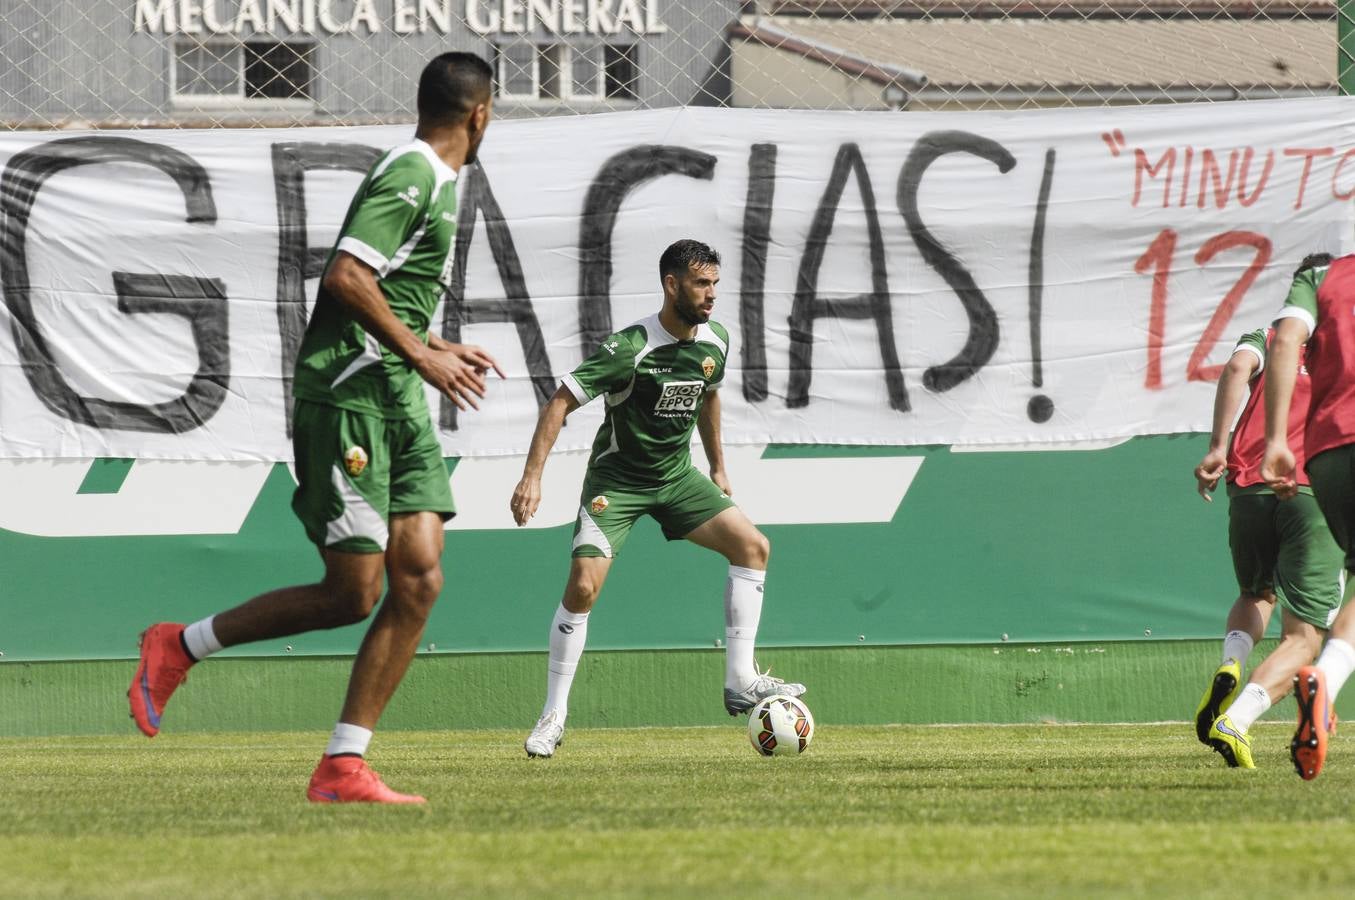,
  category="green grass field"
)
[4,723,1355,898]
